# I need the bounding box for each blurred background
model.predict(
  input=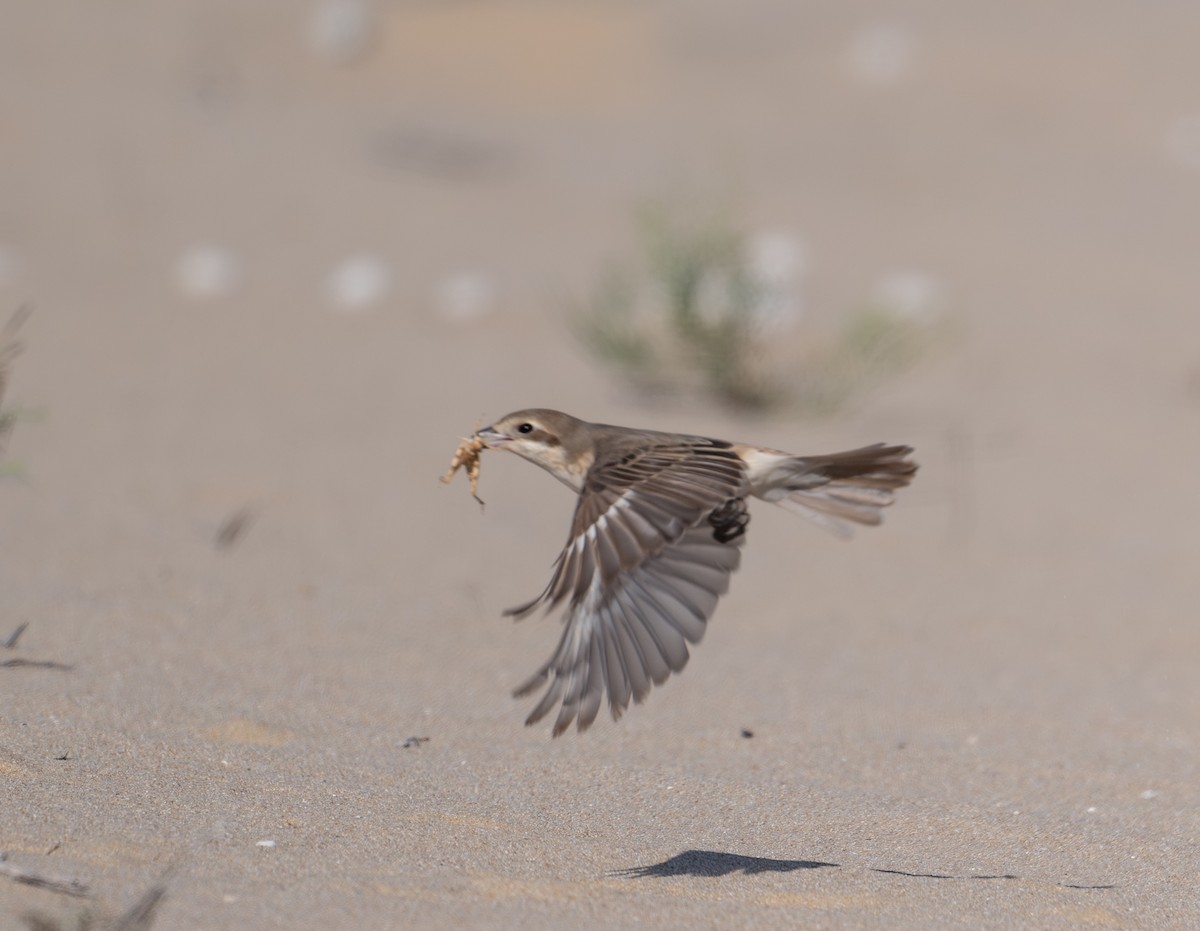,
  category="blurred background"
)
[4,0,1198,575]
[4,1,1200,926]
